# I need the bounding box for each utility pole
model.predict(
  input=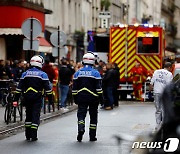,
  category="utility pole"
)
[125,0,129,78]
